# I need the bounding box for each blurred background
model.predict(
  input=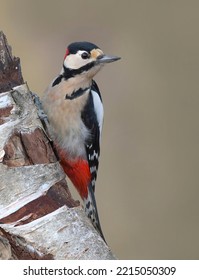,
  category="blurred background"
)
[1,0,199,259]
